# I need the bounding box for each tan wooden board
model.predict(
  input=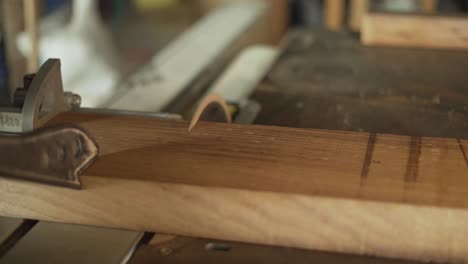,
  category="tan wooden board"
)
[199,0,288,45]
[324,0,345,31]
[349,0,369,31]
[1,112,468,262]
[362,13,468,50]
